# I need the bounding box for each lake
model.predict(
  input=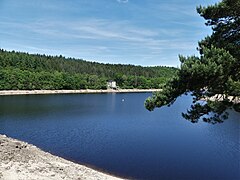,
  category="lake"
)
[0,93,239,179]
